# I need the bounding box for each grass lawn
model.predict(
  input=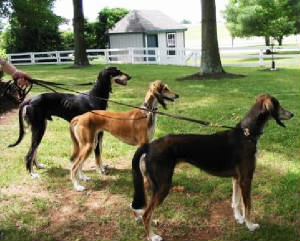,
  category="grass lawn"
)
[0,64,299,241]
